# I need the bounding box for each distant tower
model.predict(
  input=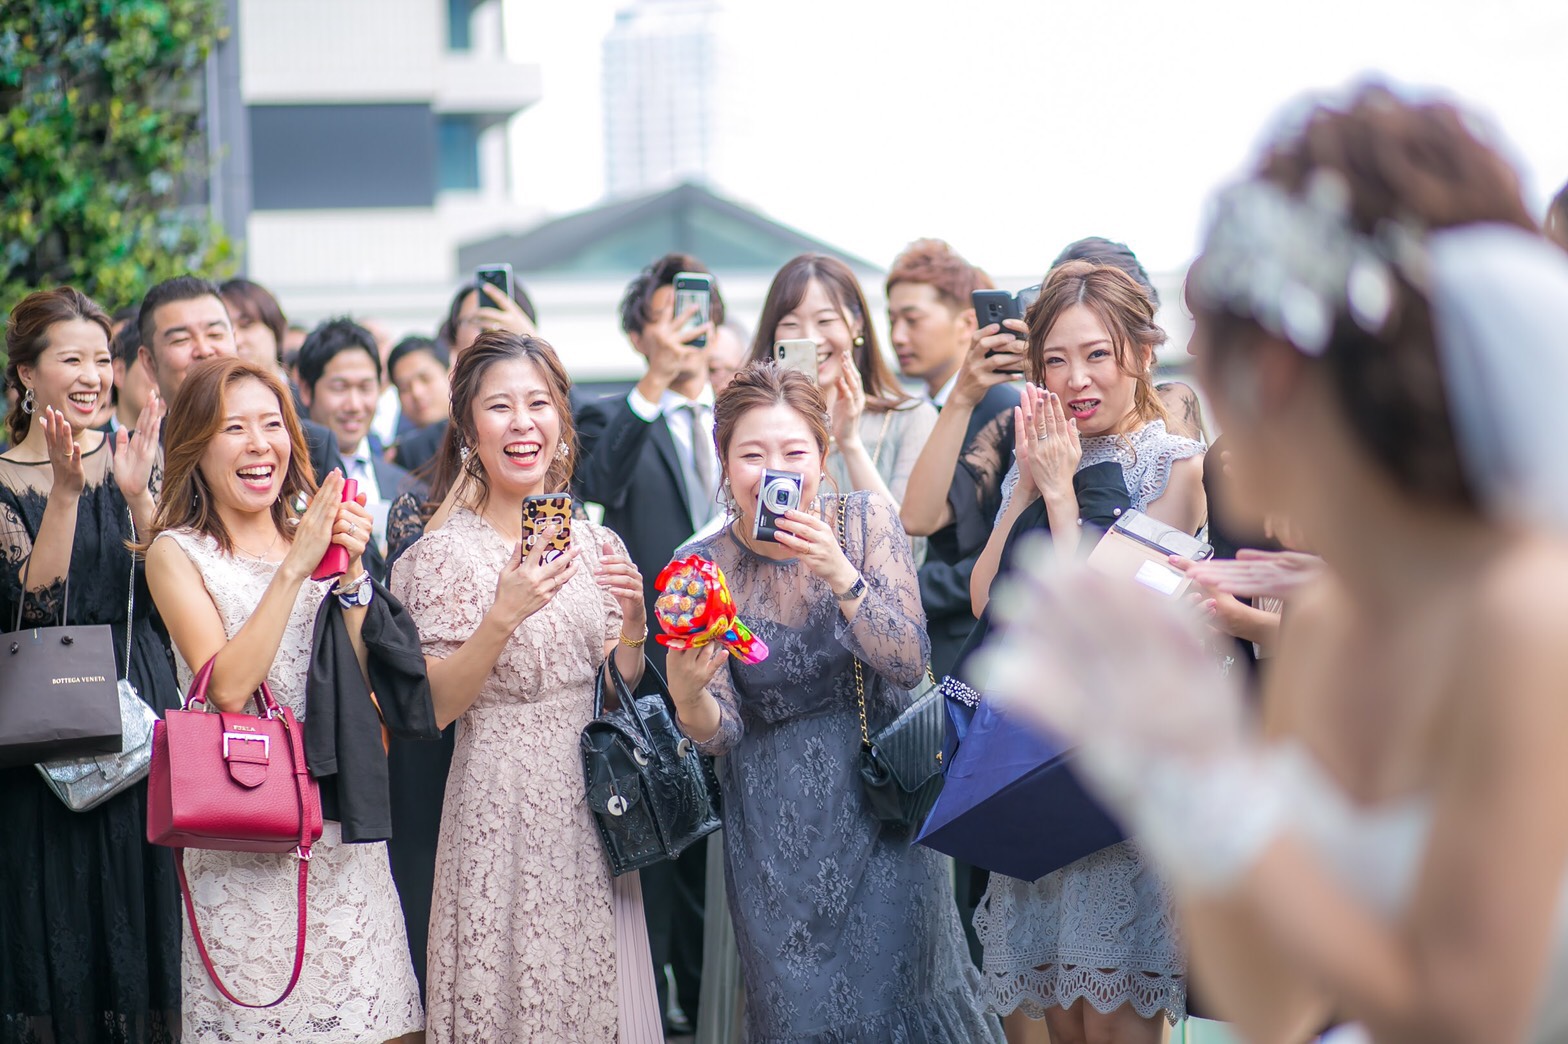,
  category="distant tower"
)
[601,0,721,199]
